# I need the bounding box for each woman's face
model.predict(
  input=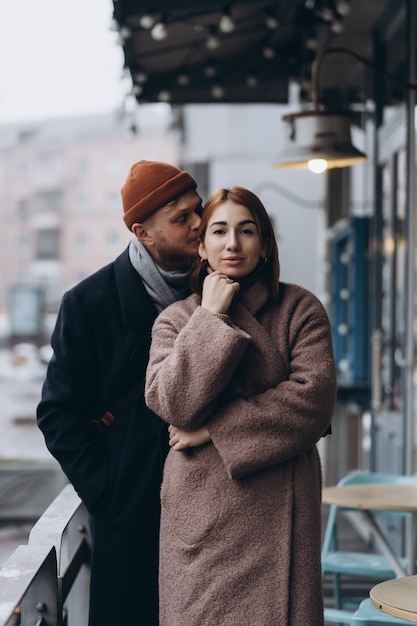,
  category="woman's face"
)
[199,200,266,279]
